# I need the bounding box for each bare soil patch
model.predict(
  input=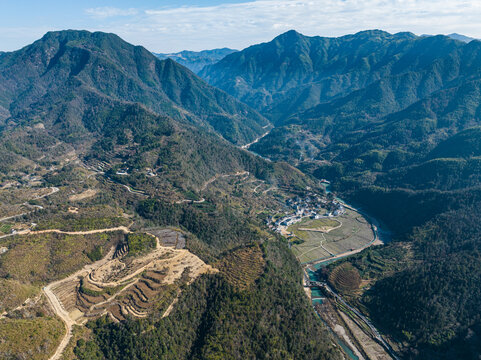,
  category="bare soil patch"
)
[68,189,97,202]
